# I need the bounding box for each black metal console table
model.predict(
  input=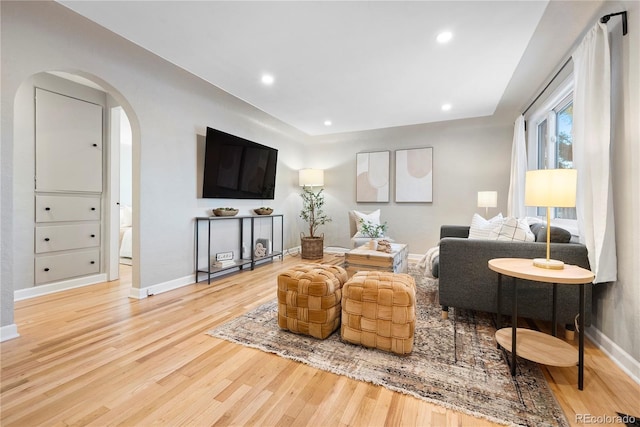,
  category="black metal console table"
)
[195,214,284,284]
